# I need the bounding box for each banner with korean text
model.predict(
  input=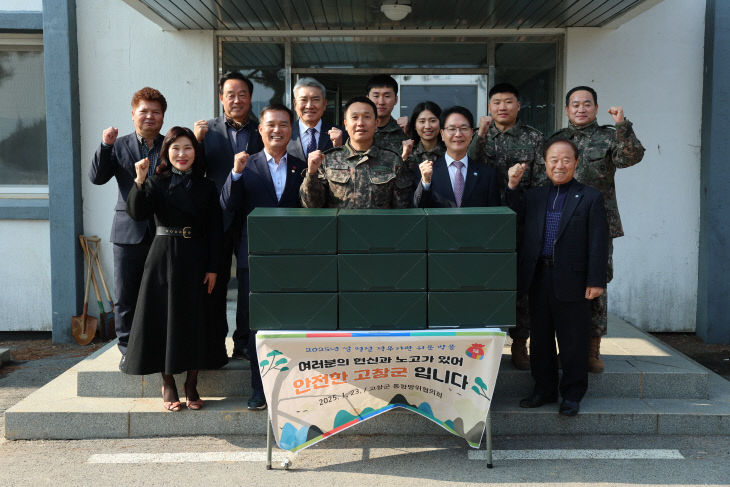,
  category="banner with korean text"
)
[256,328,506,452]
